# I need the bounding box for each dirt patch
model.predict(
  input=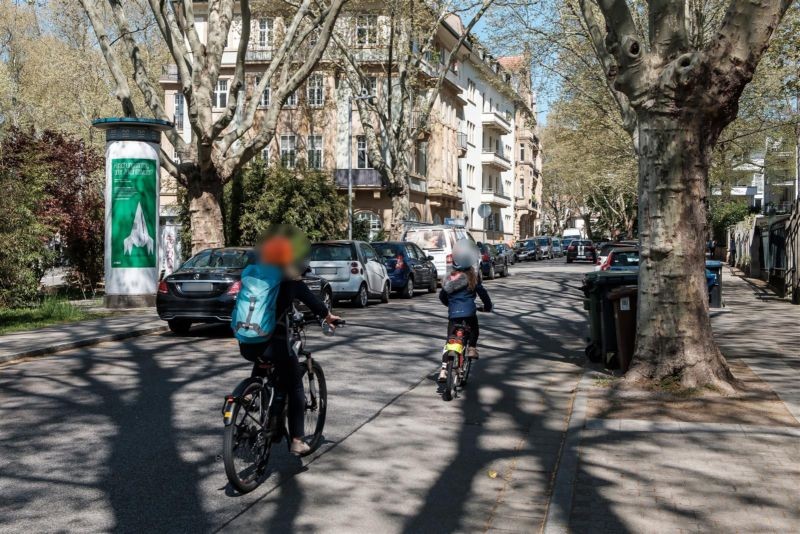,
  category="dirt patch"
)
[586,360,800,427]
